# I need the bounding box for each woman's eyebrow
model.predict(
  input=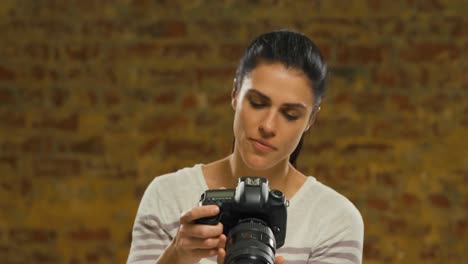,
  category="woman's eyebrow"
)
[283,102,308,110]
[247,89,270,102]
[248,89,308,109]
